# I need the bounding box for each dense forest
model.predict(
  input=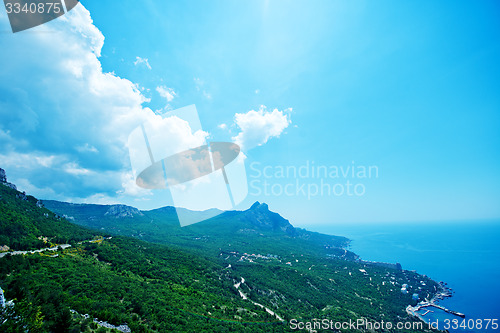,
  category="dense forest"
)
[0,185,96,250]
[1,174,441,332]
